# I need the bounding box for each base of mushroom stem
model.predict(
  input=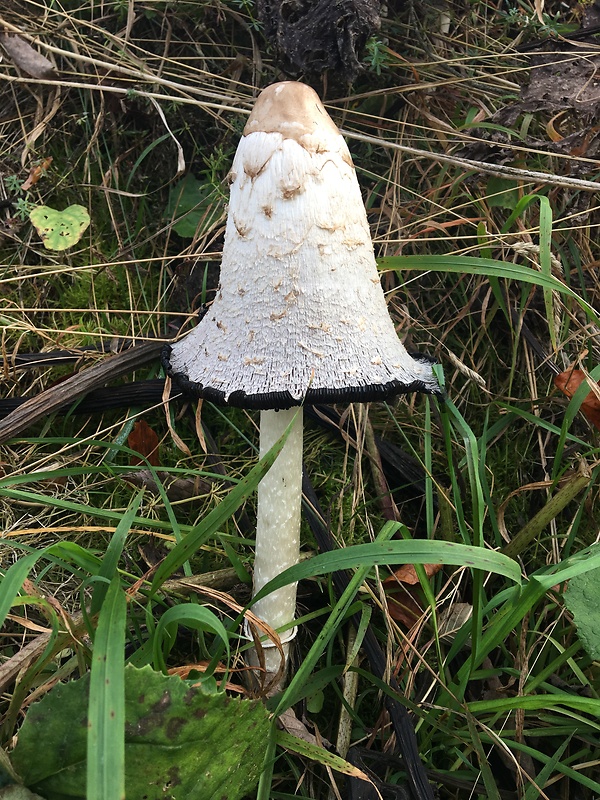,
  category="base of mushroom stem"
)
[244,624,298,693]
